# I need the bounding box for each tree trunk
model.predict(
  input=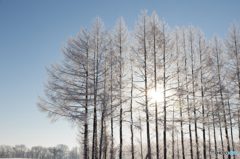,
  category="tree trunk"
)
[228,95,235,159]
[190,34,199,159]
[172,105,175,159]
[119,34,123,159]
[177,133,180,159]
[219,112,225,159]
[207,111,211,159]
[163,21,167,159]
[176,30,185,159]
[139,111,143,159]
[234,38,240,146]
[216,95,225,159]
[130,60,134,159]
[103,119,108,159]
[153,19,159,159]
[211,89,217,158]
[198,37,206,159]
[182,28,193,159]
[99,105,105,159]
[92,34,99,159]
[84,47,89,159]
[110,45,114,159]
[215,39,230,158]
[143,14,151,159]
